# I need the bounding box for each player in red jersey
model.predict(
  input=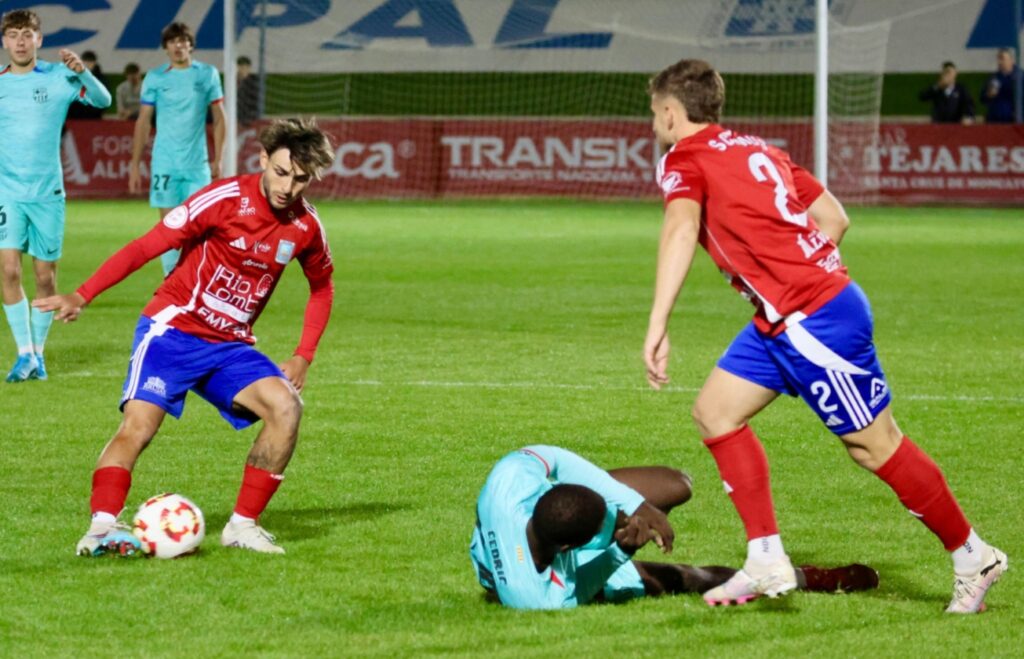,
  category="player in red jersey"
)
[35,118,336,556]
[642,60,1006,613]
